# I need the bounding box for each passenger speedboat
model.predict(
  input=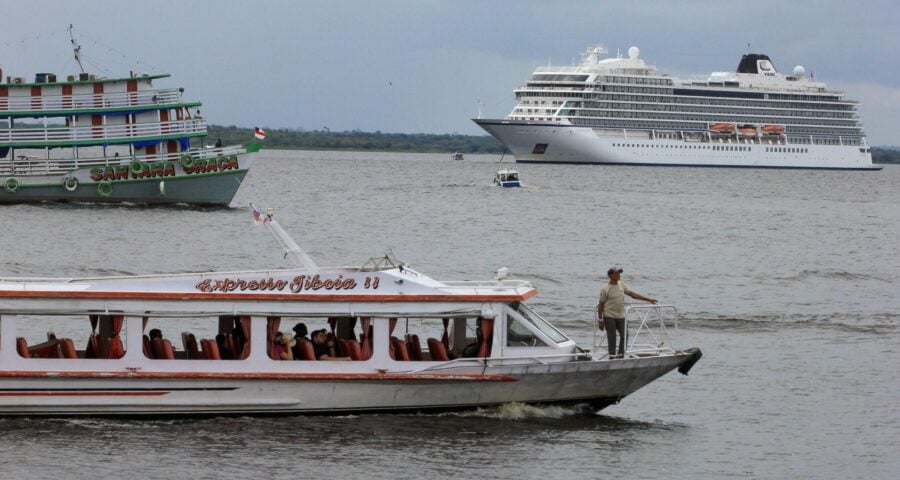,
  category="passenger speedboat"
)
[493,168,521,187]
[0,212,700,416]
